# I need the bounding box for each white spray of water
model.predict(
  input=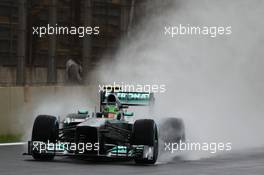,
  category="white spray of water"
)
[92,0,264,160]
[16,86,97,140]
